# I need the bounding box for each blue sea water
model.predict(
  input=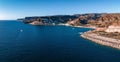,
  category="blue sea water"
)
[0,20,120,62]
